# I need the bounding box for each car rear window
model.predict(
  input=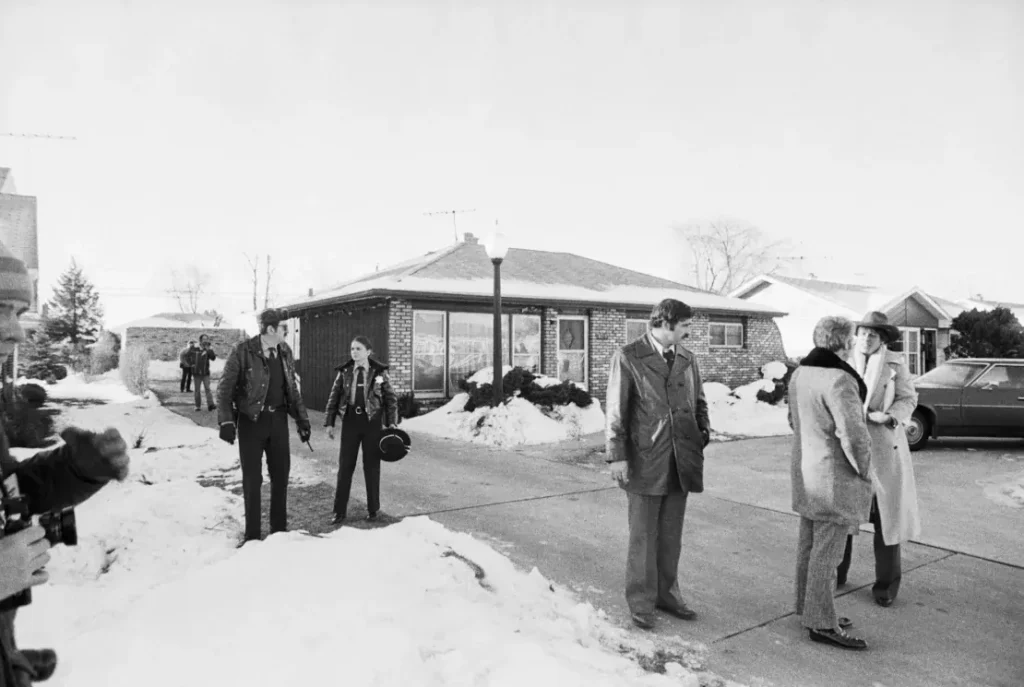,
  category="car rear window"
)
[916,363,987,387]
